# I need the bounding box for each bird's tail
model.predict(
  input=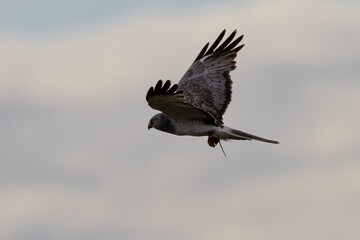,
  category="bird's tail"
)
[219,126,279,144]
